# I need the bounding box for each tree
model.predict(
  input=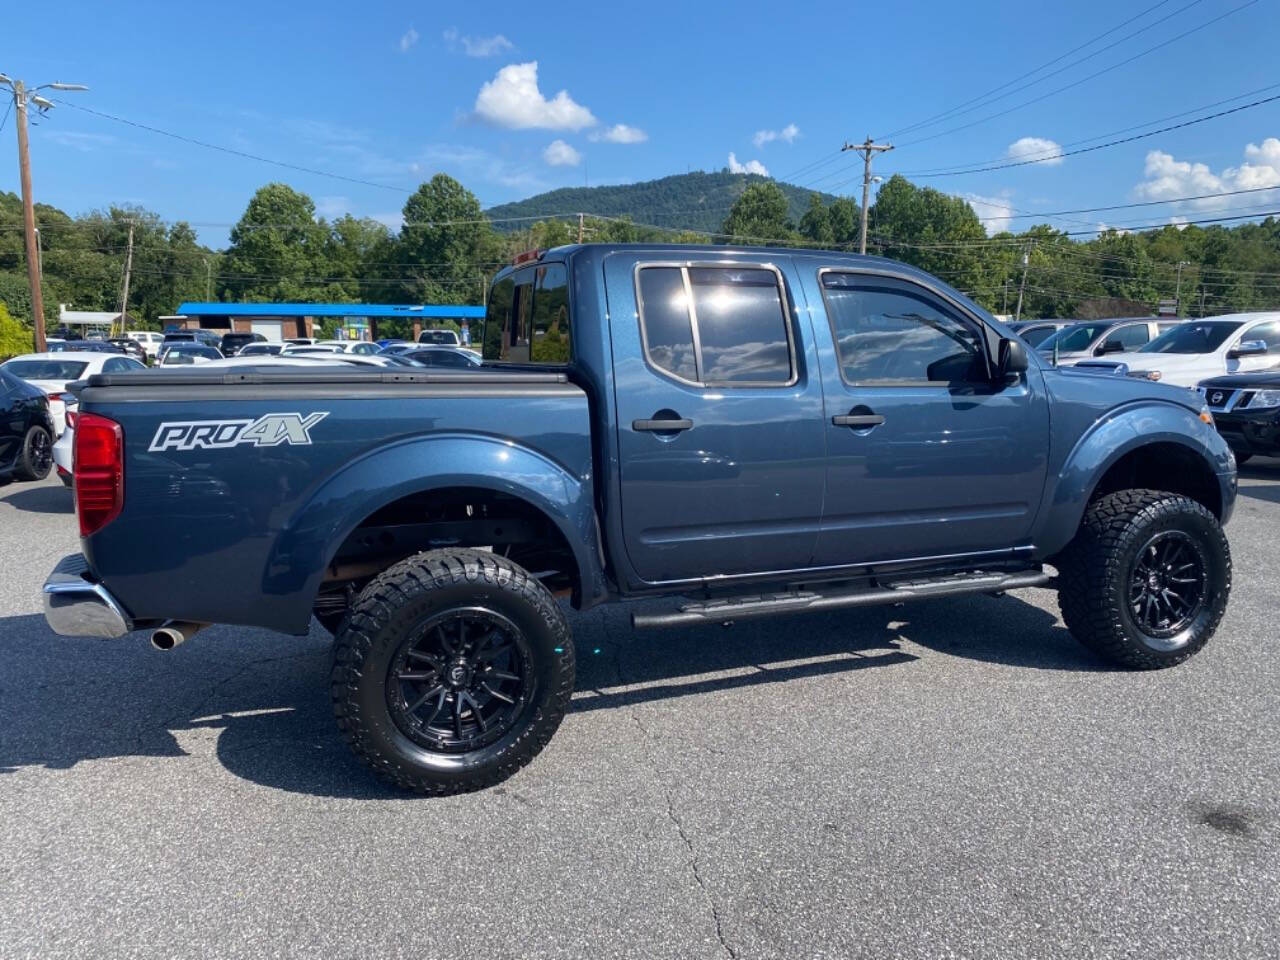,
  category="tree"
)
[827,197,859,247]
[870,175,991,297]
[0,302,32,359]
[799,193,834,245]
[721,181,793,244]
[398,174,503,305]
[222,184,327,301]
